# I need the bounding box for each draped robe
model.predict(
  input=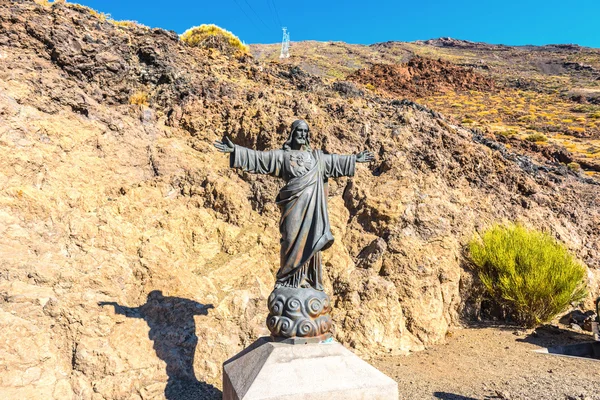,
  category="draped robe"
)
[231,145,356,290]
